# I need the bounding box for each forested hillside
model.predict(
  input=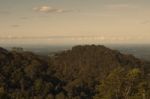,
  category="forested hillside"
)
[0,45,149,99]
